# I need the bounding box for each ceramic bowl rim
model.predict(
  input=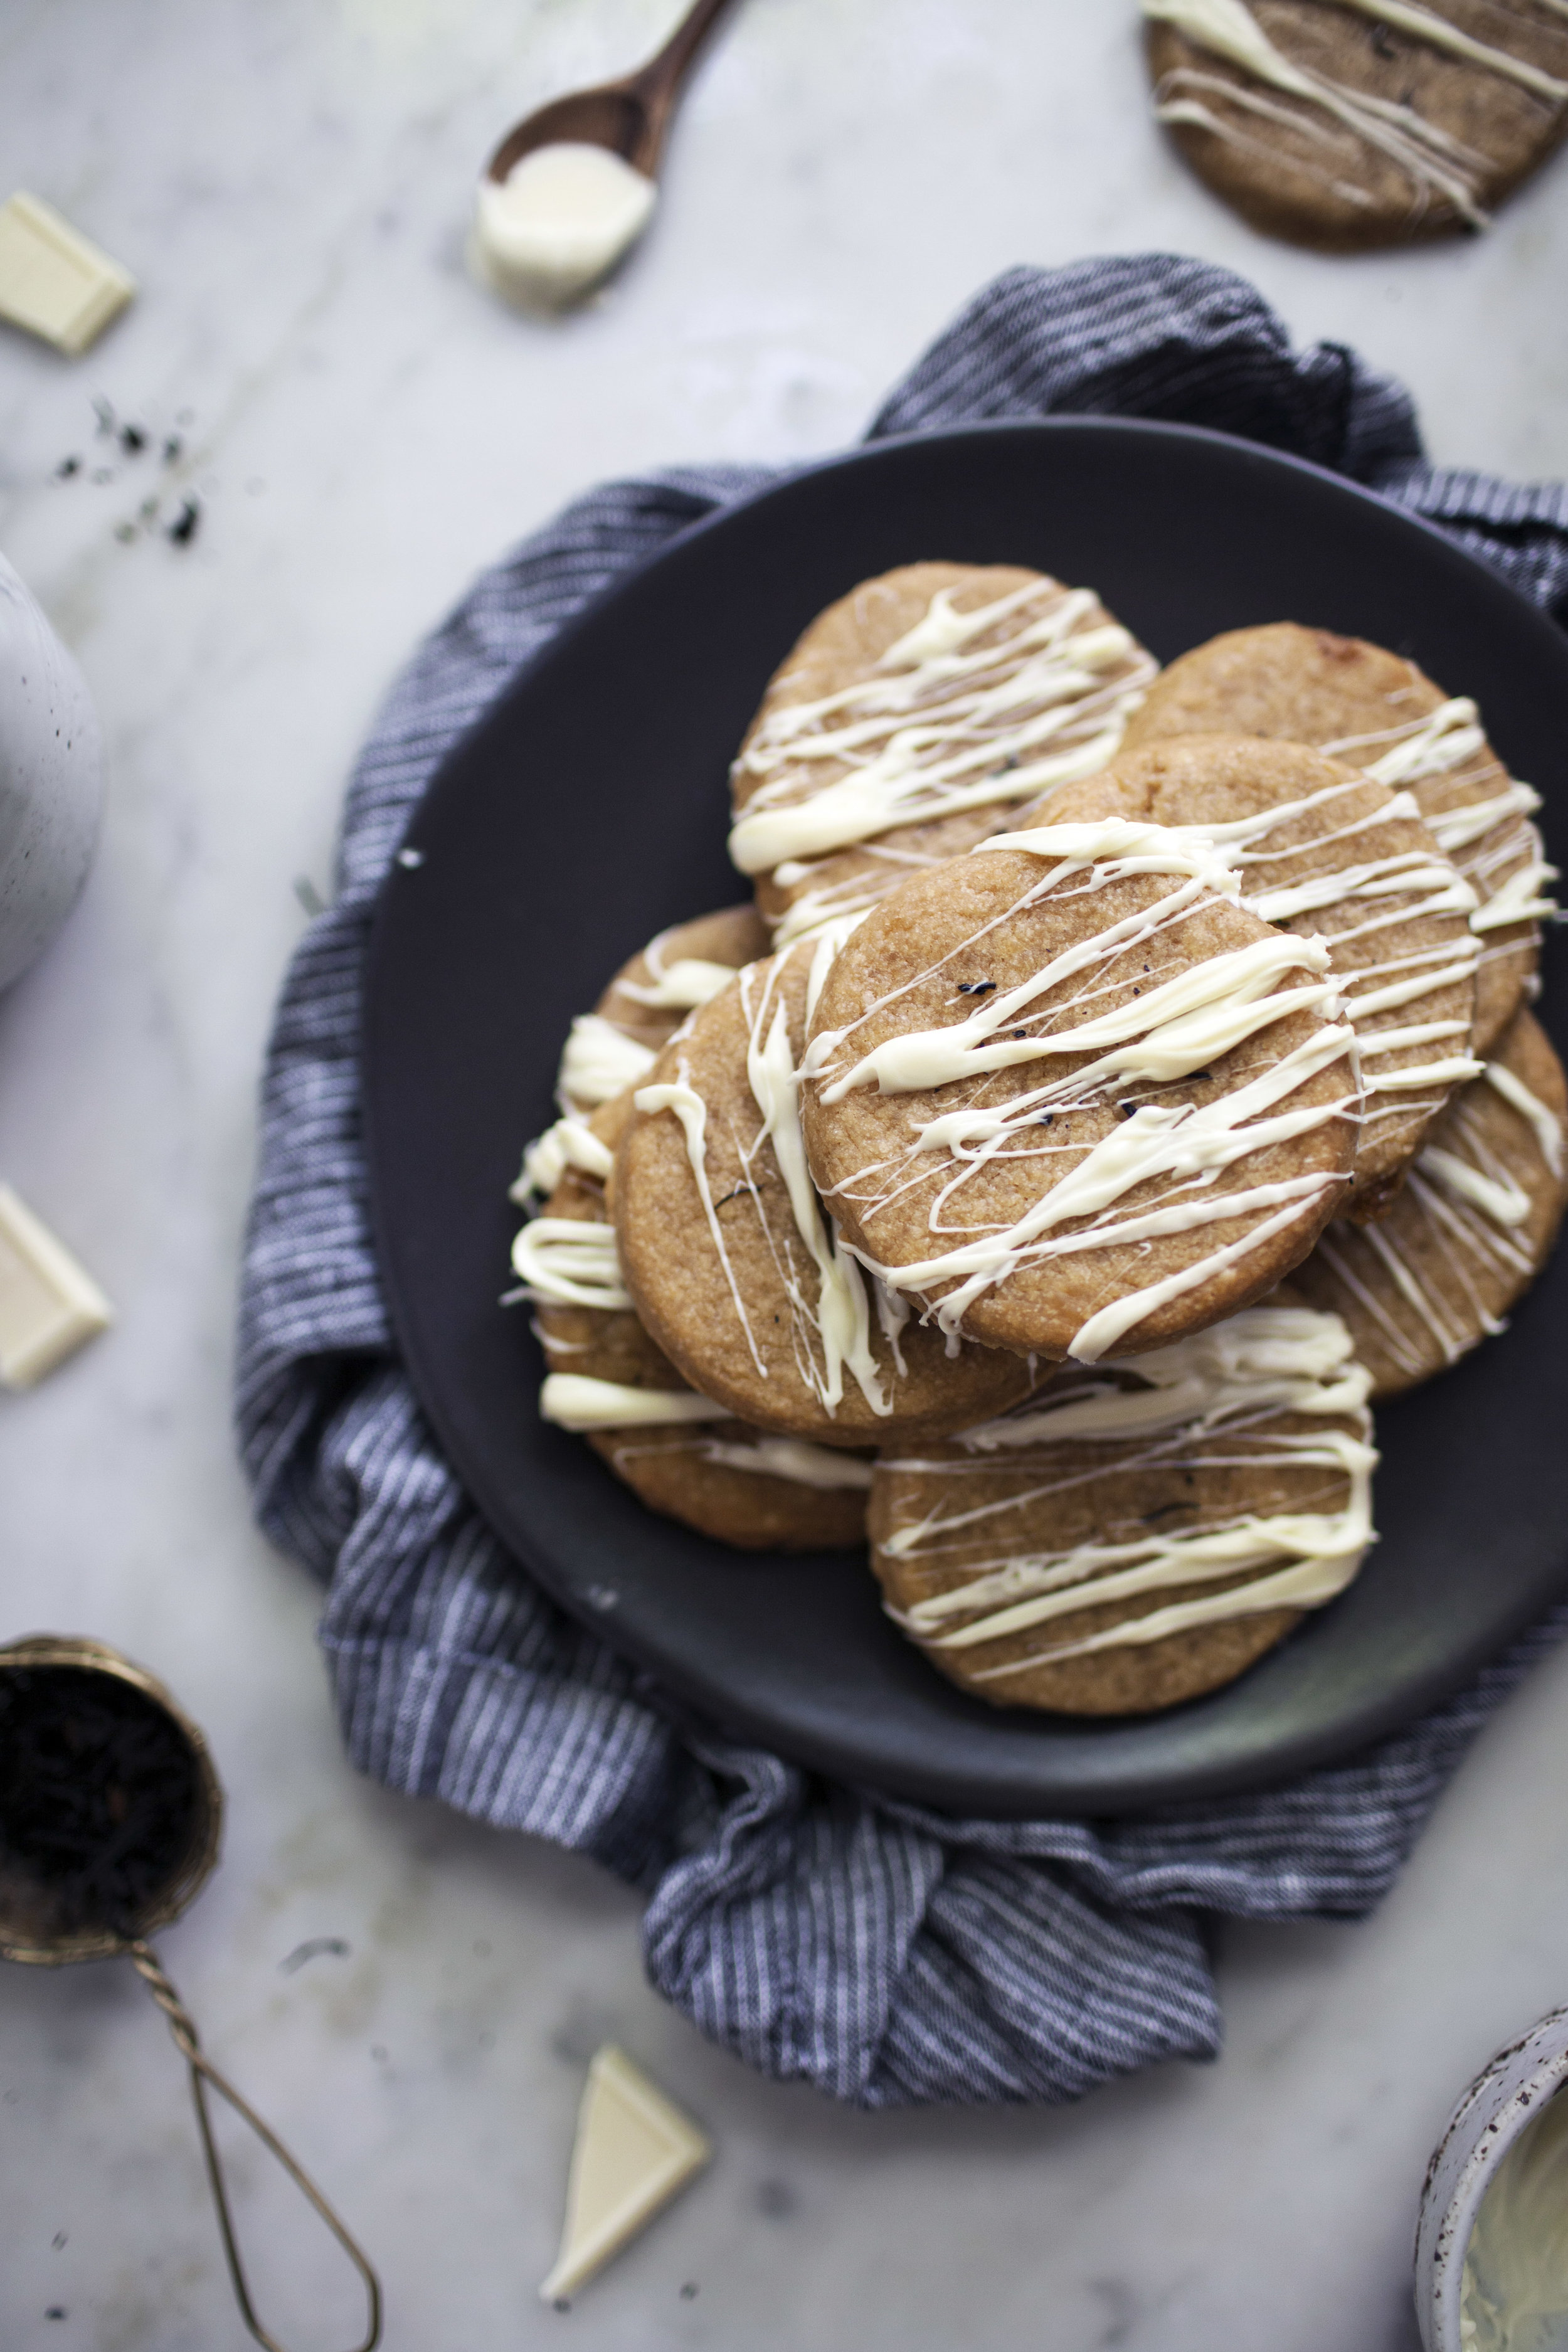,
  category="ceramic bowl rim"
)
[1416,2006,1568,2349]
